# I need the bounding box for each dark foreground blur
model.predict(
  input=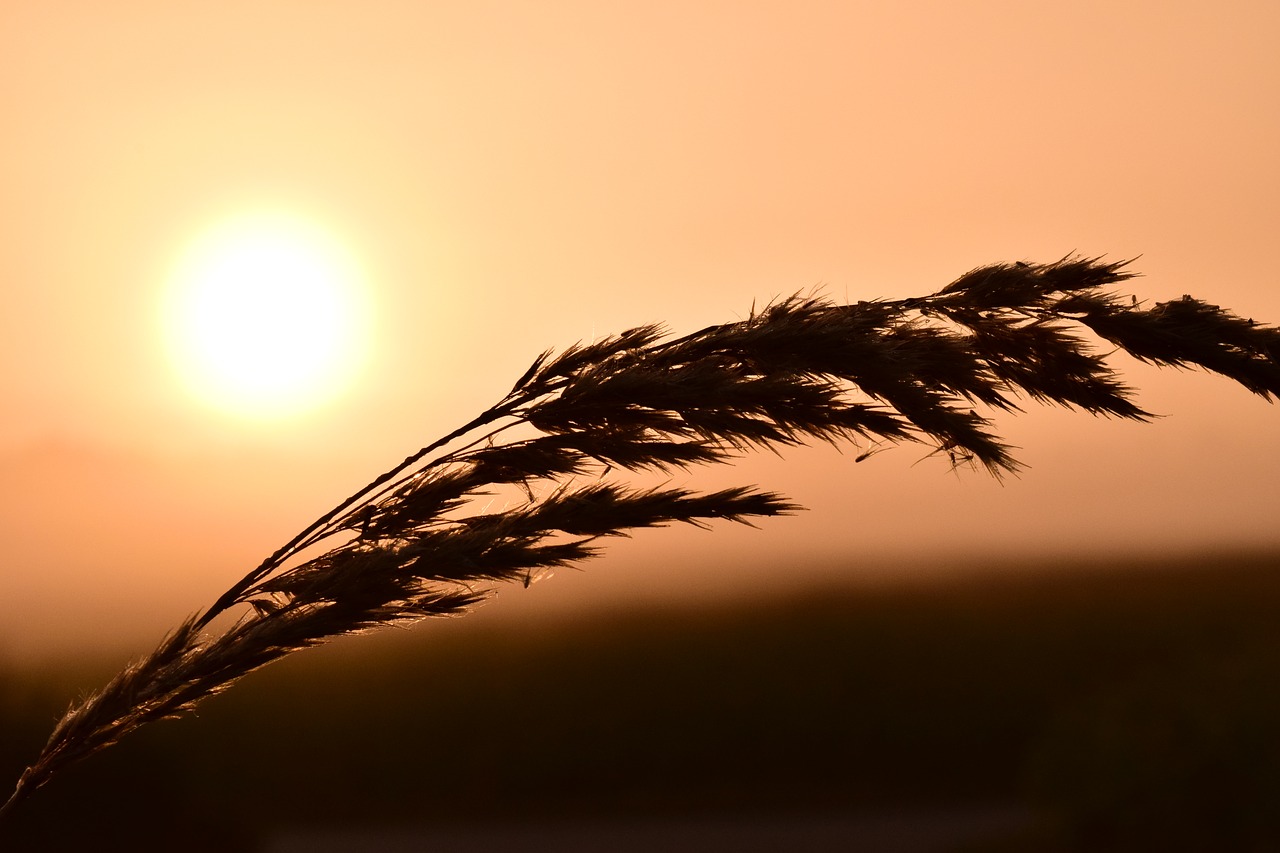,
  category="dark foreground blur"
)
[4,552,1280,852]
